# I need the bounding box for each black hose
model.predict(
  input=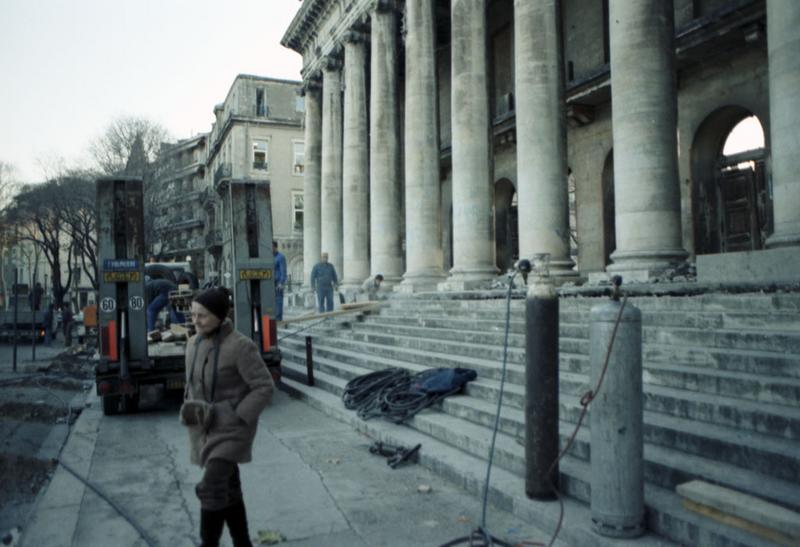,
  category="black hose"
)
[343,368,471,424]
